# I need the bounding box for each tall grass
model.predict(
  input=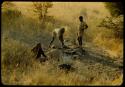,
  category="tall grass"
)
[1,2,123,85]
